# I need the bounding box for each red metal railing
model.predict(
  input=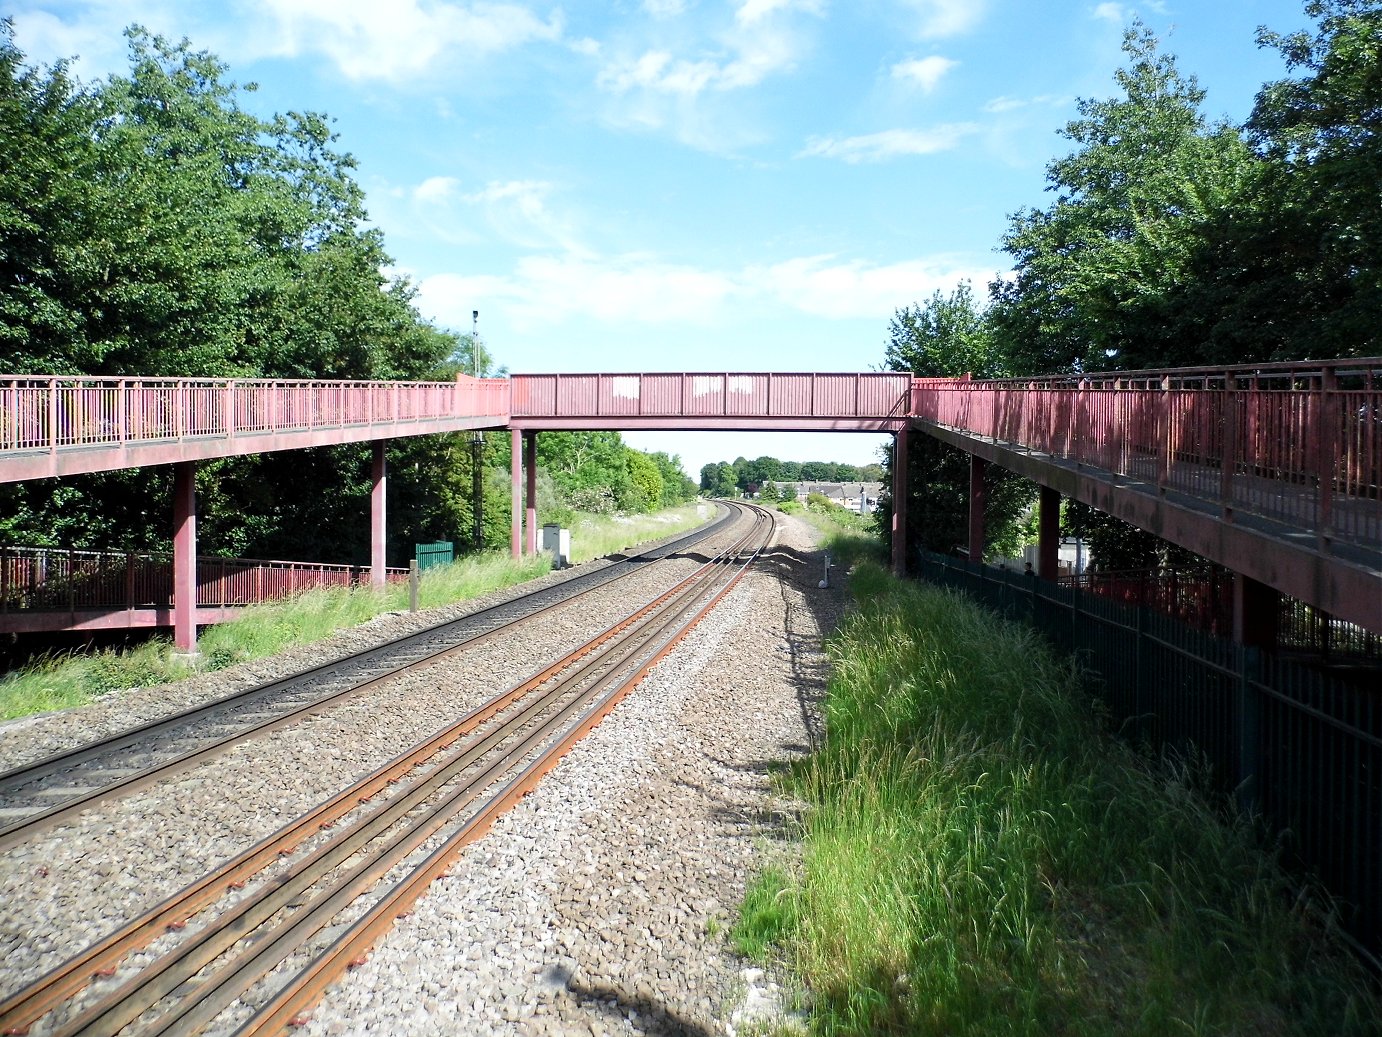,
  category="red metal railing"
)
[0,546,408,613]
[913,358,1382,549]
[511,371,913,420]
[0,375,511,453]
